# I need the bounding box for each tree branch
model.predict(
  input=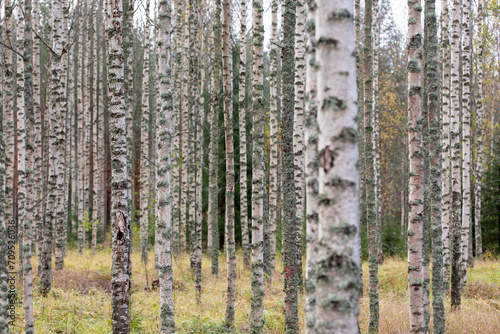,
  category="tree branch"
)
[0,41,24,59]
